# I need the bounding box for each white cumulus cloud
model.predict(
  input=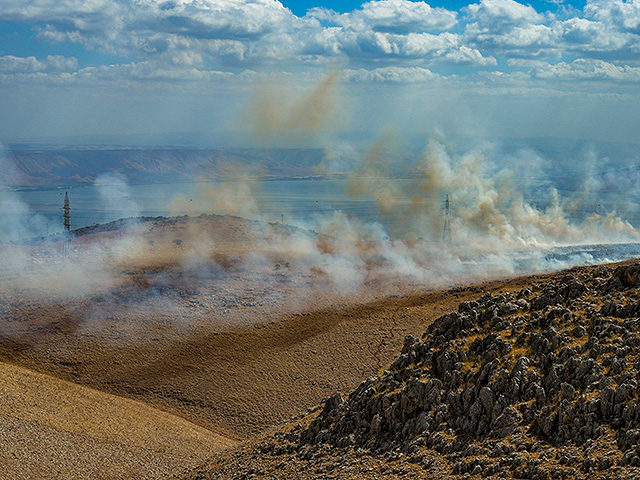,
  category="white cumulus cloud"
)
[0,55,78,73]
[0,0,639,88]
[342,66,440,83]
[585,0,640,34]
[466,0,545,30]
[315,0,458,33]
[532,58,640,81]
